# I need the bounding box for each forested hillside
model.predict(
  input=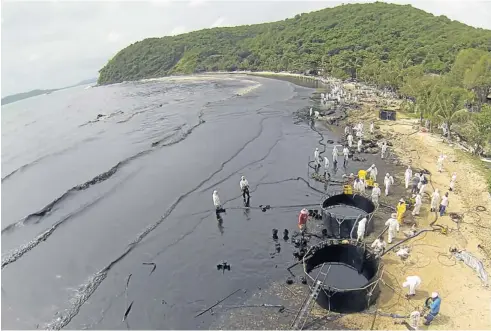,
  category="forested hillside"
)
[97,2,491,87]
